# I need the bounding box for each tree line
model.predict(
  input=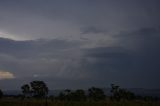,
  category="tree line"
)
[0,80,159,101]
